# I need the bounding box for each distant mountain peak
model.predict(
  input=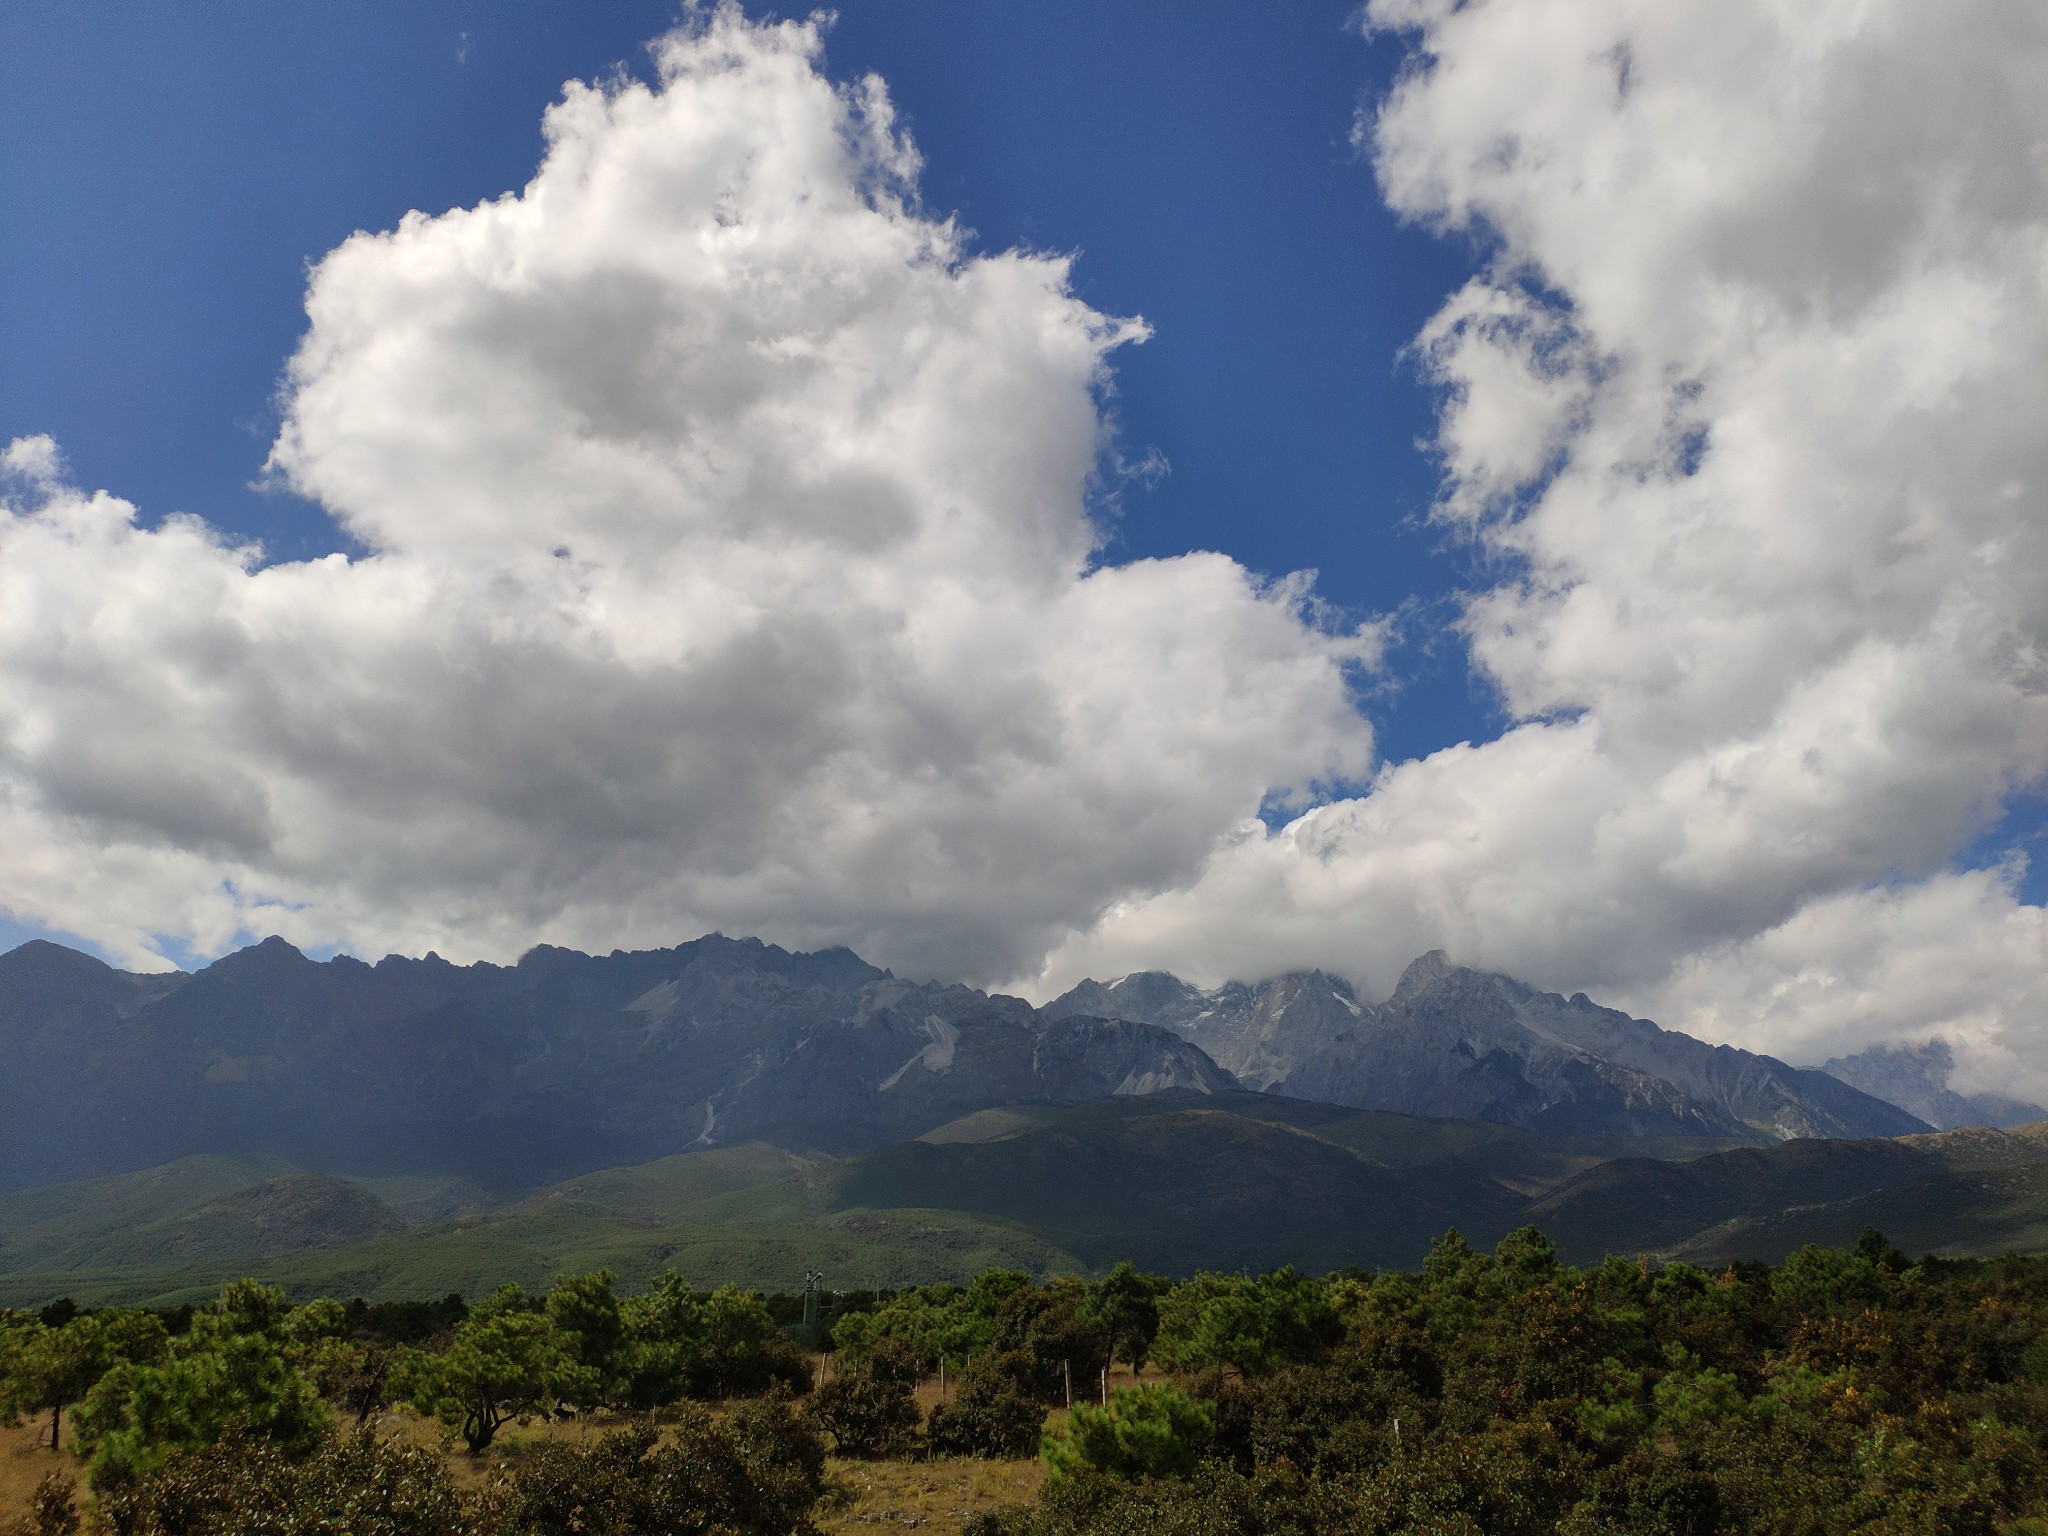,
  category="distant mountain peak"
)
[0,938,121,978]
[1822,1037,2045,1131]
[202,934,312,974]
[1392,949,1456,999]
